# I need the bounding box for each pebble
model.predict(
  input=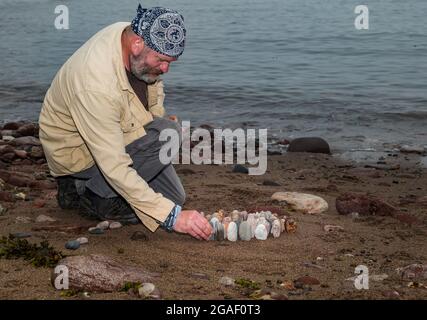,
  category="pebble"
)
[219,276,235,286]
[11,232,32,239]
[227,222,238,242]
[35,214,56,223]
[238,221,252,241]
[15,216,32,224]
[371,274,389,282]
[130,231,148,241]
[323,225,344,232]
[231,164,249,174]
[65,240,81,250]
[76,237,89,245]
[96,221,110,230]
[15,192,26,200]
[138,283,161,299]
[271,219,281,238]
[0,204,6,215]
[109,222,123,229]
[88,227,105,235]
[216,223,225,241]
[255,224,268,240]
